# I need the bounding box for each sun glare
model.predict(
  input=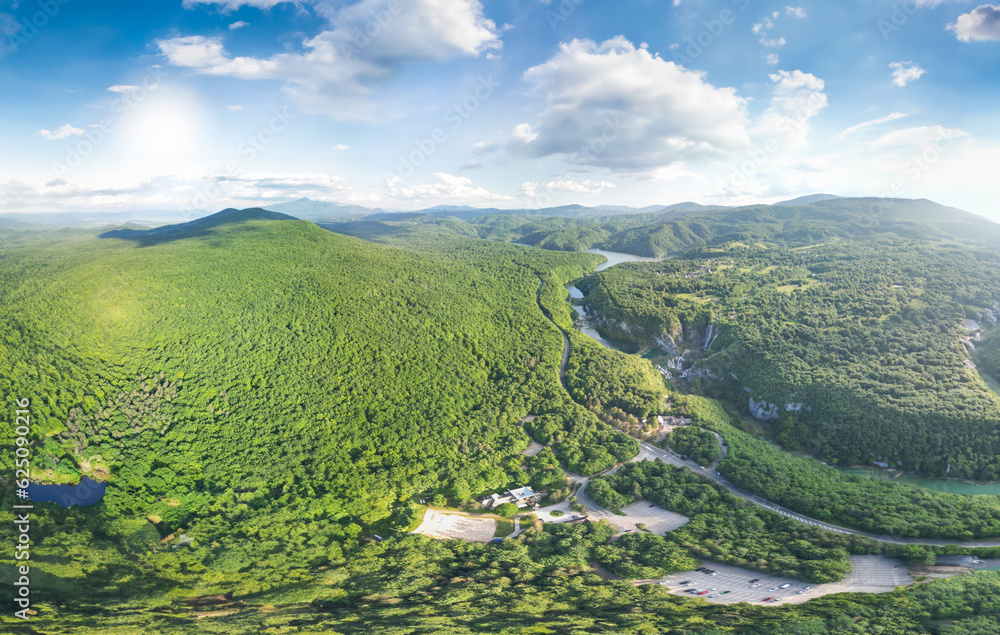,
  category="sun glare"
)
[121,91,205,162]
